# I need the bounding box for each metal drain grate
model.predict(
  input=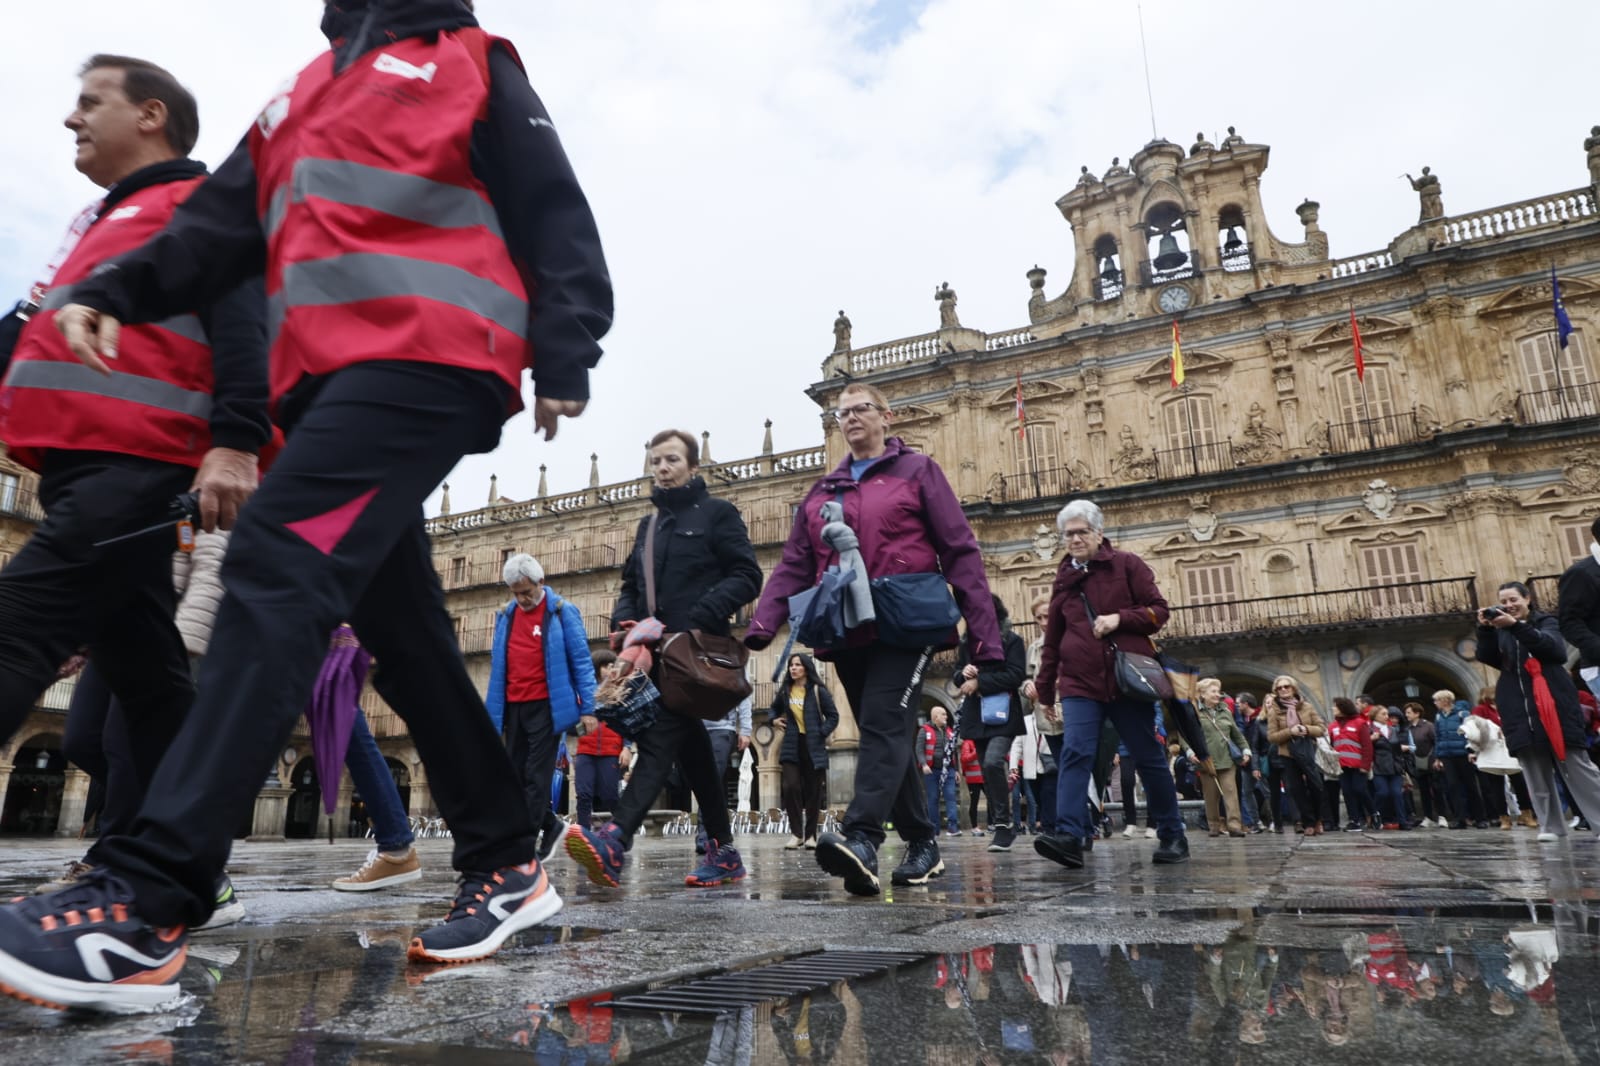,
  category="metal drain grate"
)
[599,950,927,1016]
